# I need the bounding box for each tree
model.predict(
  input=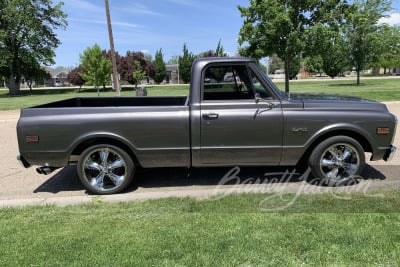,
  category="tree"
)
[322,37,348,79]
[79,44,112,96]
[103,50,123,71]
[268,55,285,74]
[343,0,391,85]
[0,76,5,88]
[179,44,195,83]
[216,40,228,57]
[288,56,301,80]
[198,50,217,58]
[21,55,51,93]
[0,0,67,95]
[307,24,349,78]
[118,51,155,85]
[118,53,136,84]
[322,51,347,78]
[304,56,324,76]
[153,49,166,84]
[67,65,86,91]
[198,41,229,58]
[238,0,347,93]
[132,61,146,89]
[24,64,51,93]
[144,54,153,62]
[377,25,400,74]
